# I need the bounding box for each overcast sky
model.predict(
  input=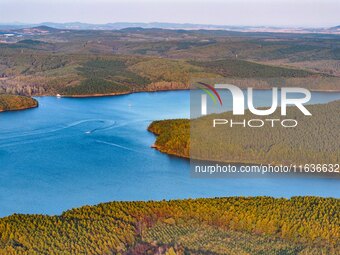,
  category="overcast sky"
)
[1,0,339,27]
